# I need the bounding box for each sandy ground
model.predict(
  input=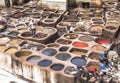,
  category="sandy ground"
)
[0,67,28,83]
